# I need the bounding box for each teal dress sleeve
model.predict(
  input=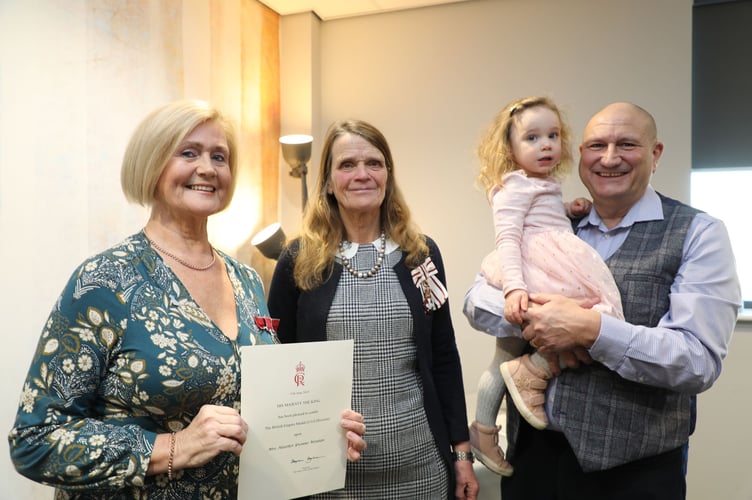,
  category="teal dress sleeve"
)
[10,249,155,490]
